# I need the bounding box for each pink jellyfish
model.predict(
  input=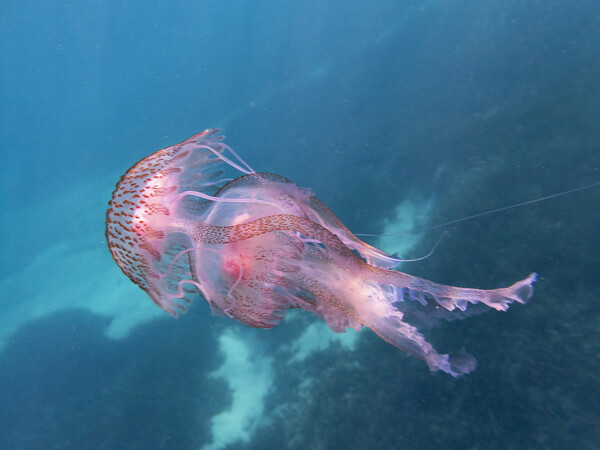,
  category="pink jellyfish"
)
[105,129,536,376]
